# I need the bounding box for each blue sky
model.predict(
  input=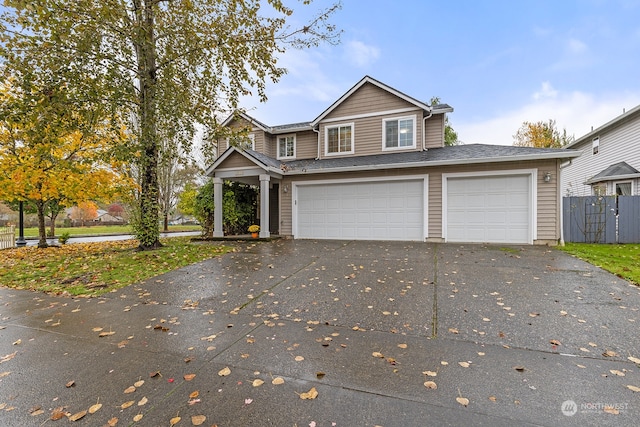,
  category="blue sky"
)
[241,0,640,145]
